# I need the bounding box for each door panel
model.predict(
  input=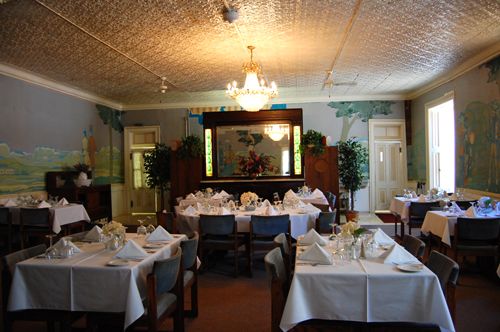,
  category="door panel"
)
[374,142,403,211]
